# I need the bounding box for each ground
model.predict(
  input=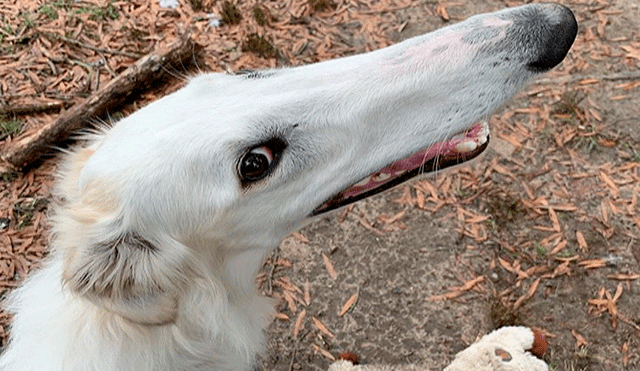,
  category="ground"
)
[0,1,639,371]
